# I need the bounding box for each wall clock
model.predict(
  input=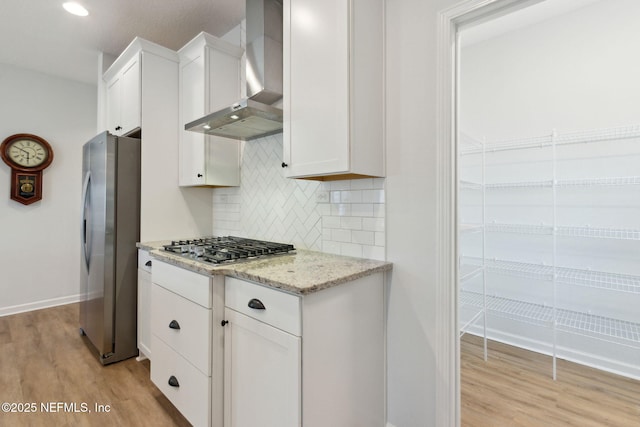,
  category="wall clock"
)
[0,133,54,205]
